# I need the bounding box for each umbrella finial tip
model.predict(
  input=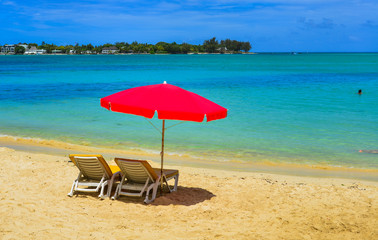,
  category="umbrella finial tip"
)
[163,81,167,84]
